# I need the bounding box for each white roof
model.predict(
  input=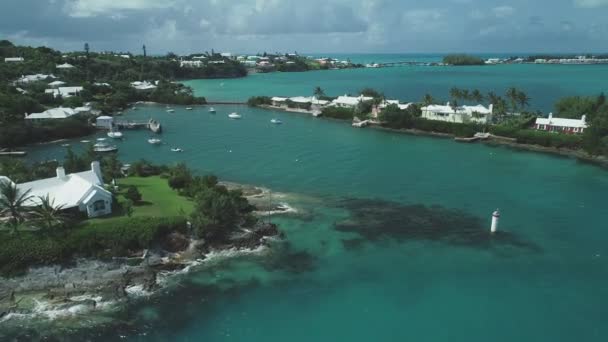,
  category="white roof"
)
[25,107,78,120]
[16,74,55,83]
[287,96,330,105]
[45,86,83,98]
[272,97,288,102]
[332,95,374,106]
[94,82,111,87]
[131,81,157,90]
[15,167,110,209]
[56,63,75,69]
[422,103,493,115]
[4,57,24,62]
[48,80,66,86]
[535,115,587,129]
[97,116,113,120]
